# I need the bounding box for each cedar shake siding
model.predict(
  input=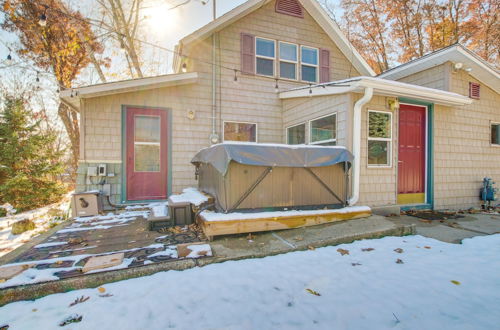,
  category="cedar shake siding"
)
[77,0,361,200]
